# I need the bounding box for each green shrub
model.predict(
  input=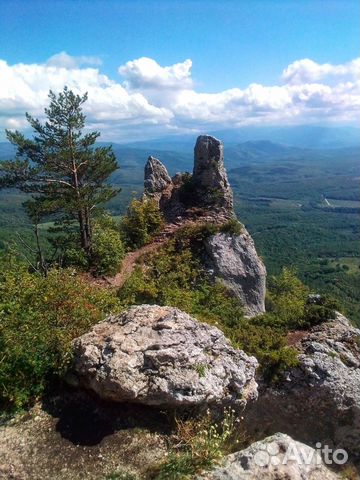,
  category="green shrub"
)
[118,240,245,326]
[219,218,244,236]
[303,294,338,327]
[178,172,195,206]
[0,258,119,409]
[226,320,299,383]
[91,214,125,276]
[120,198,164,249]
[266,267,310,329]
